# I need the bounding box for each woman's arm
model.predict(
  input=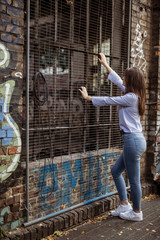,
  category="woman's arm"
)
[92,93,137,107]
[98,53,112,73]
[98,52,125,92]
[79,53,125,101]
[79,85,137,107]
[108,71,125,92]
